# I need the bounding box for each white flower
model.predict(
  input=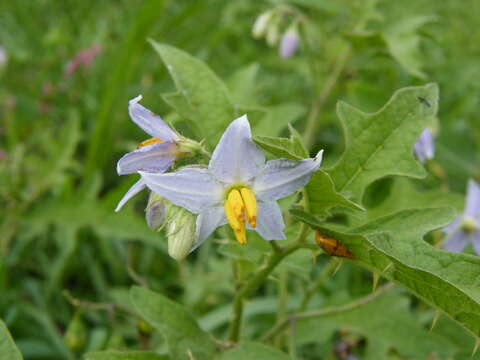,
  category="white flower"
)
[139,115,322,251]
